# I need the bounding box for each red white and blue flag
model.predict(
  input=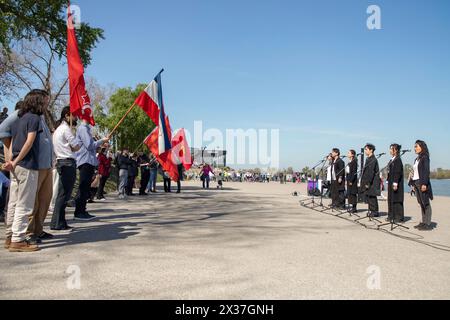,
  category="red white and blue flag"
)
[135,71,172,155]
